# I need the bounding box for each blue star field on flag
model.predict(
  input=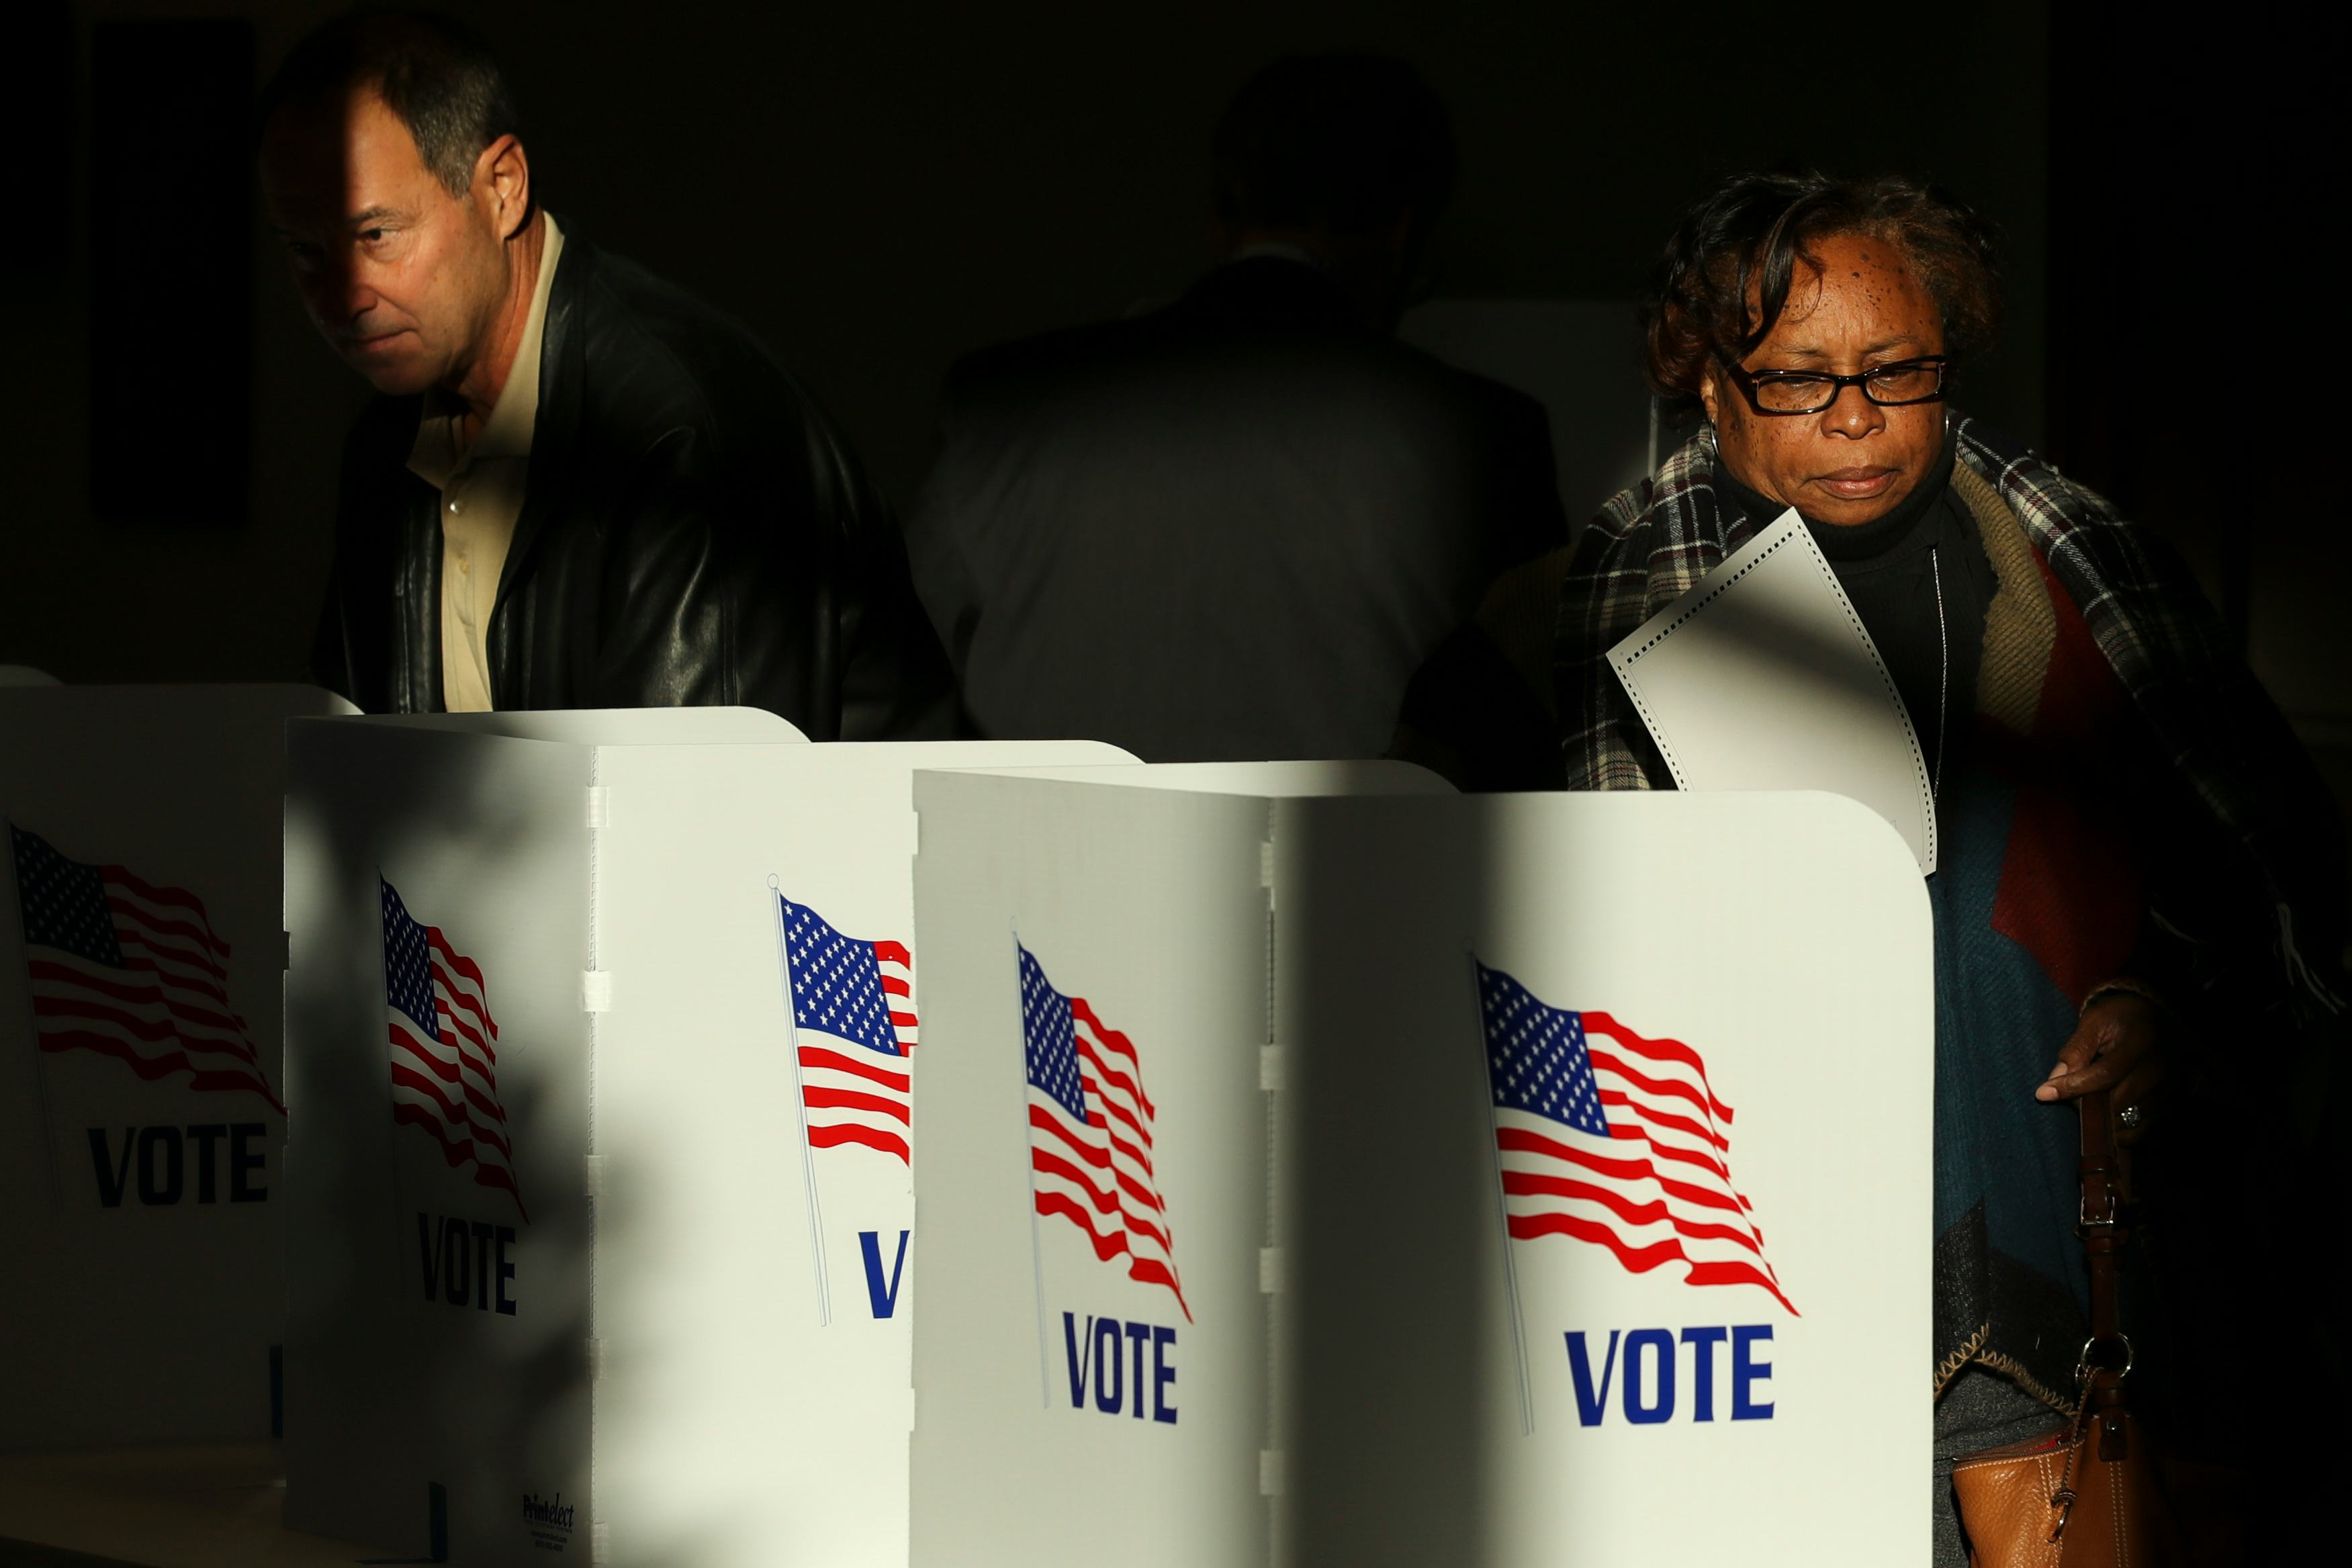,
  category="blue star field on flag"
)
[1019,944,1088,1123]
[1478,962,1611,1136]
[11,827,126,968]
[380,879,441,1044]
[780,896,903,1058]
[11,822,281,1110]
